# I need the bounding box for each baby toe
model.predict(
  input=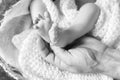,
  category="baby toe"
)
[44,11,50,20]
[36,20,44,30]
[38,14,44,20]
[33,14,44,24]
